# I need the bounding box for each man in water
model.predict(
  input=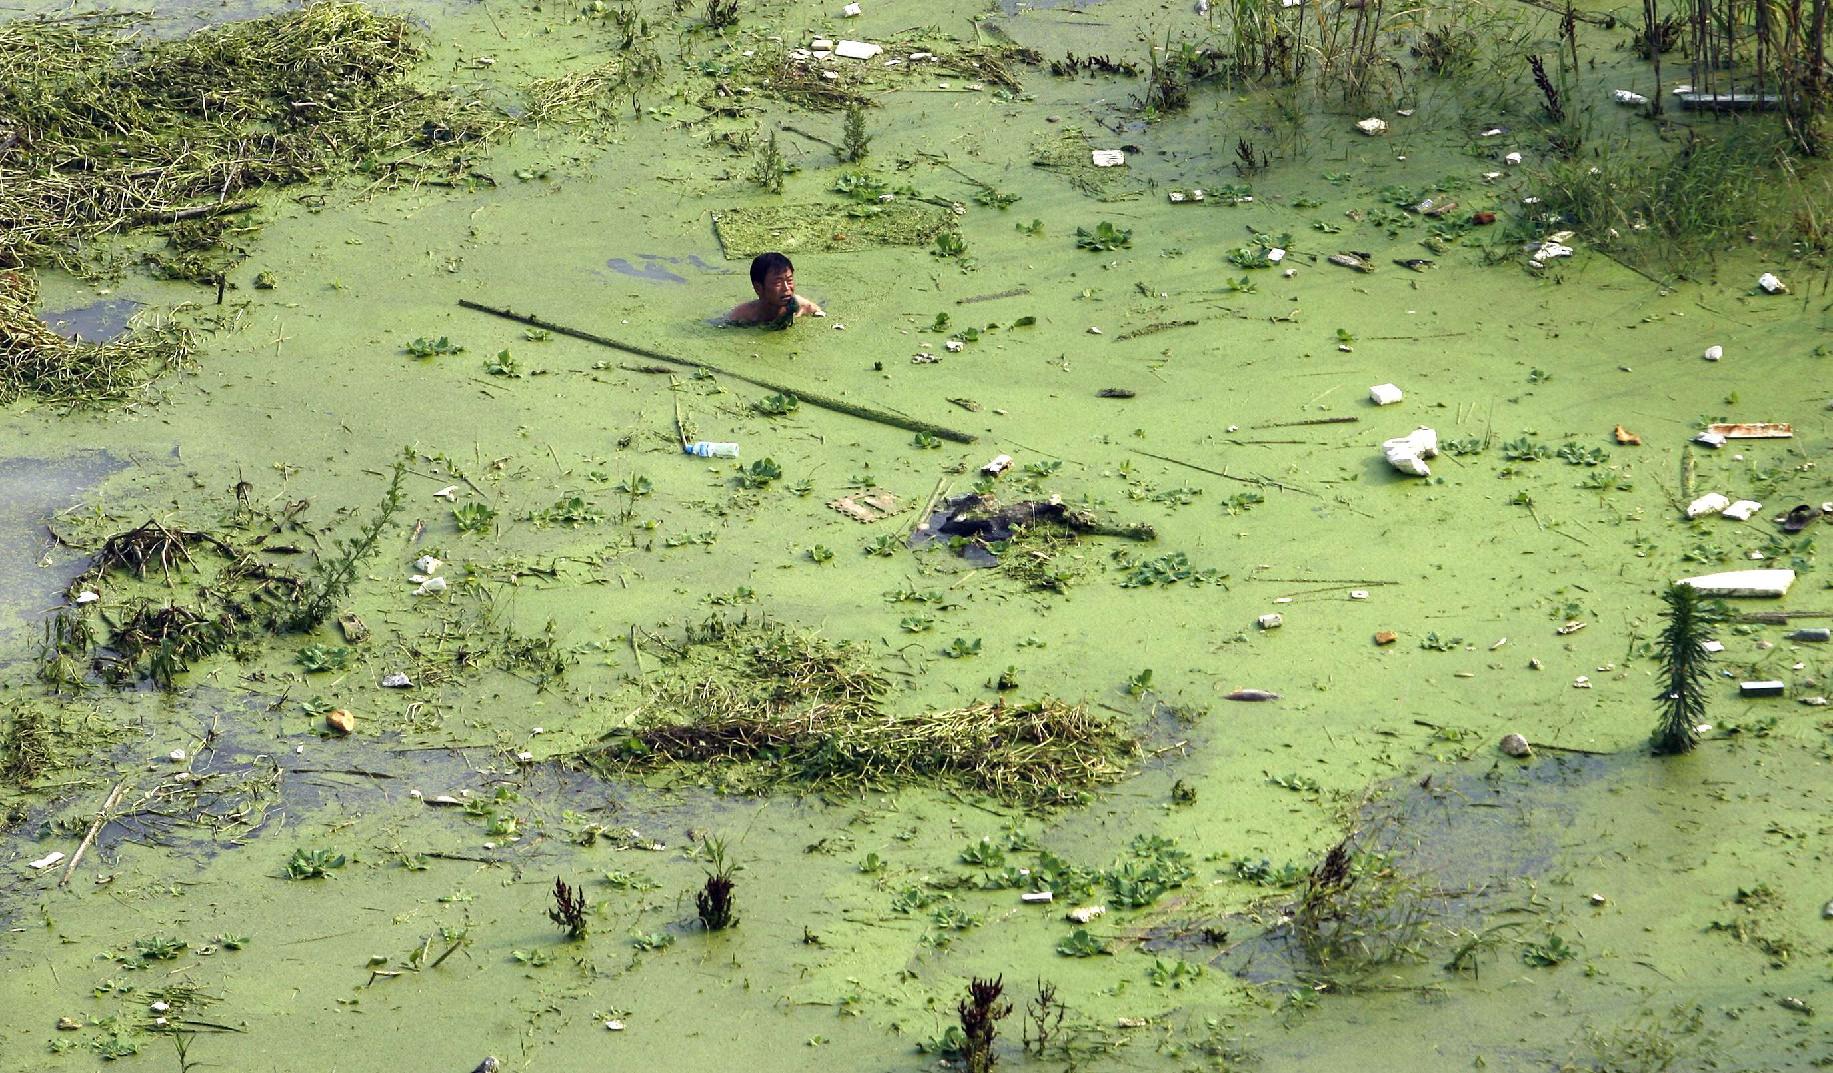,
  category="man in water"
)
[727,251,823,326]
